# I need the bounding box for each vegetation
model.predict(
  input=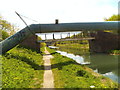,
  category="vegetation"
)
[110,50,120,55]
[40,43,46,55]
[0,15,18,37]
[56,42,89,56]
[1,30,9,40]
[2,45,44,88]
[47,47,118,88]
[104,14,120,21]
